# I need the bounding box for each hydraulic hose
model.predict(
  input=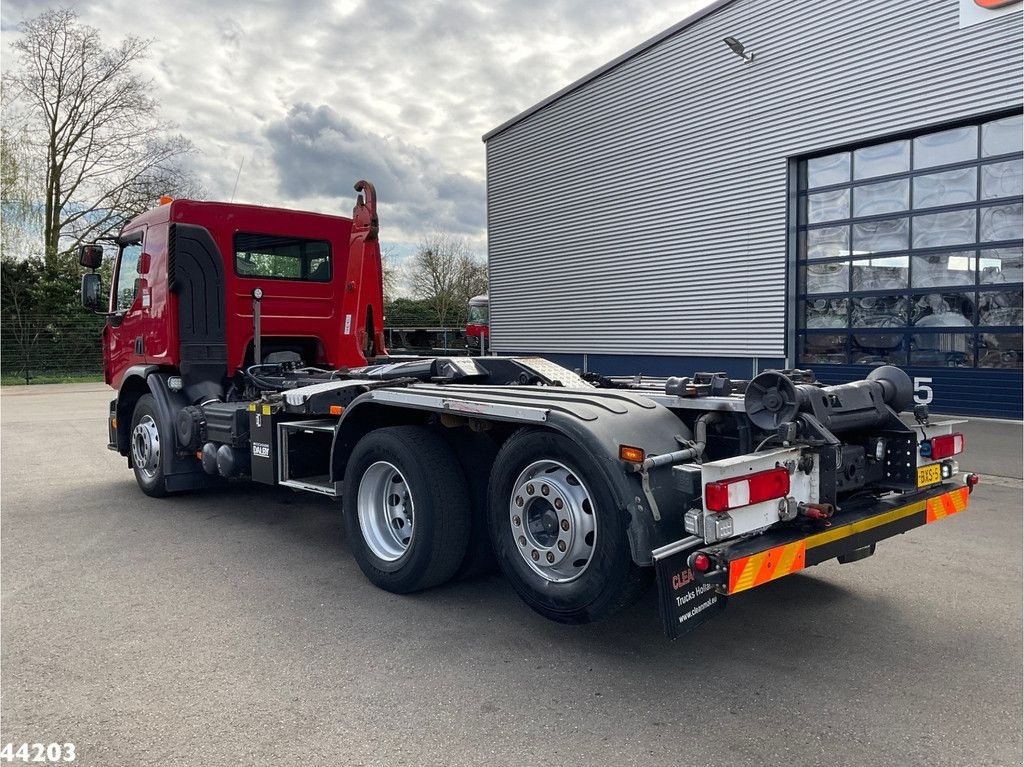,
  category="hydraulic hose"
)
[641,412,721,470]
